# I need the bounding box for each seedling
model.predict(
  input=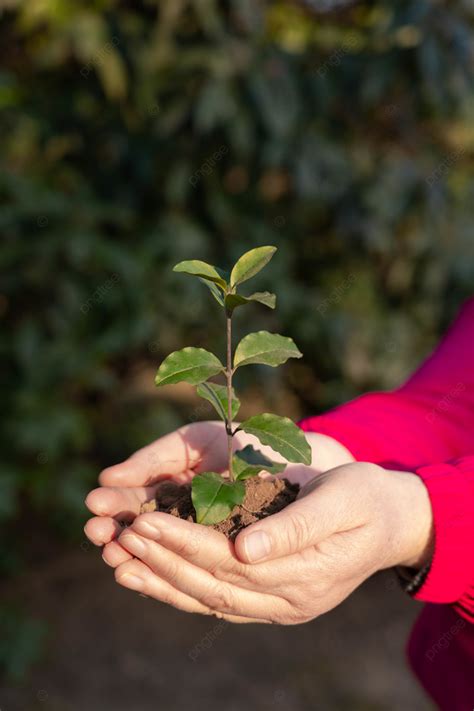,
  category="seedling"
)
[154,246,312,525]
